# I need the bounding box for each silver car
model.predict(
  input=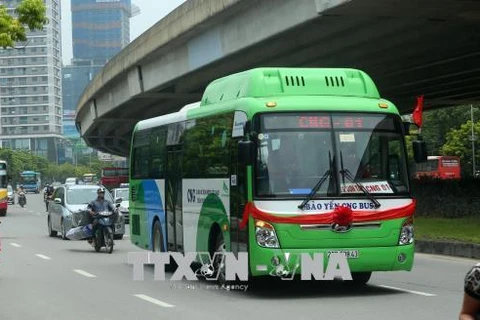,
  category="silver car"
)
[47,184,125,240]
[111,187,129,224]
[7,185,15,205]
